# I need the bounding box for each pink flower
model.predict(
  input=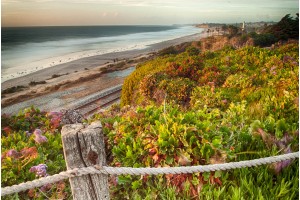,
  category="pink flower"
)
[33,129,43,135]
[47,111,62,117]
[270,66,277,75]
[6,149,21,159]
[32,129,47,144]
[47,111,62,129]
[34,134,48,144]
[221,99,228,104]
[3,127,12,134]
